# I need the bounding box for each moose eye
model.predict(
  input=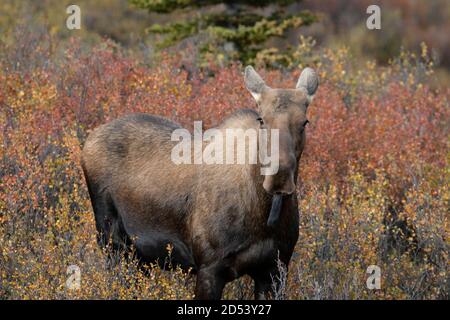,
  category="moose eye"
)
[257,117,264,125]
[300,120,309,133]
